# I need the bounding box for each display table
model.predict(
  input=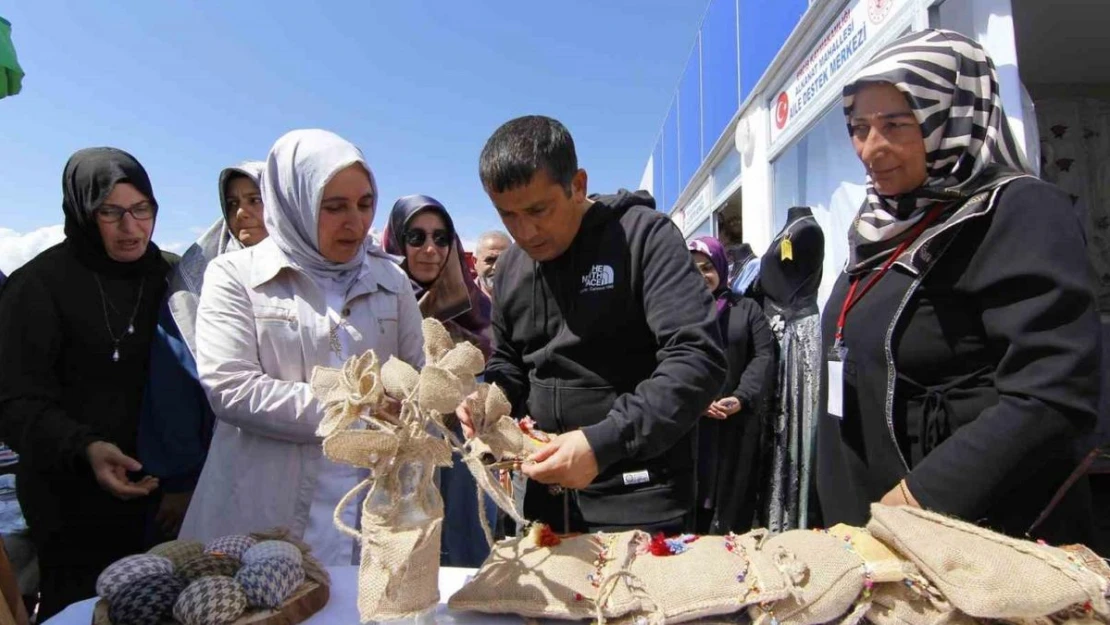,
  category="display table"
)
[43,566,547,625]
